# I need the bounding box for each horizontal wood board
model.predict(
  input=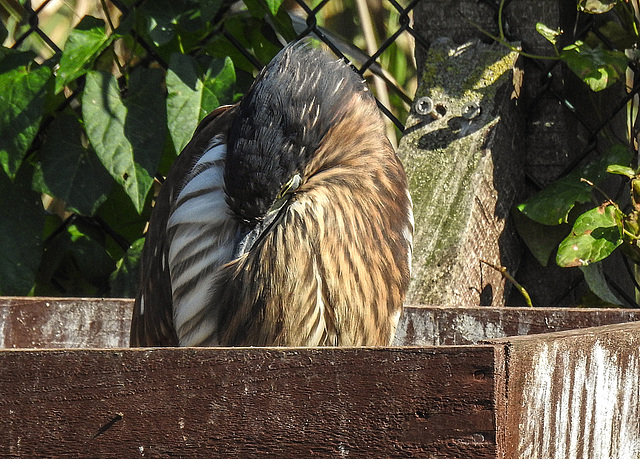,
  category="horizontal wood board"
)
[0,346,497,458]
[3,297,640,348]
[2,298,640,456]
